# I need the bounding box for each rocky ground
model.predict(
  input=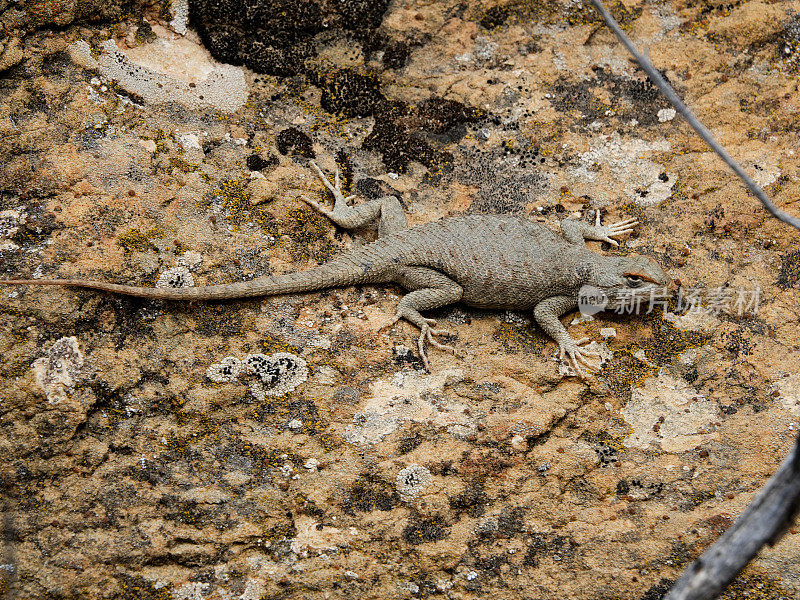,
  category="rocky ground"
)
[1,0,800,598]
